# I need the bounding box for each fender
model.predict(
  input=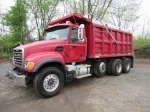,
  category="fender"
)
[33,59,65,72]
[24,52,65,72]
